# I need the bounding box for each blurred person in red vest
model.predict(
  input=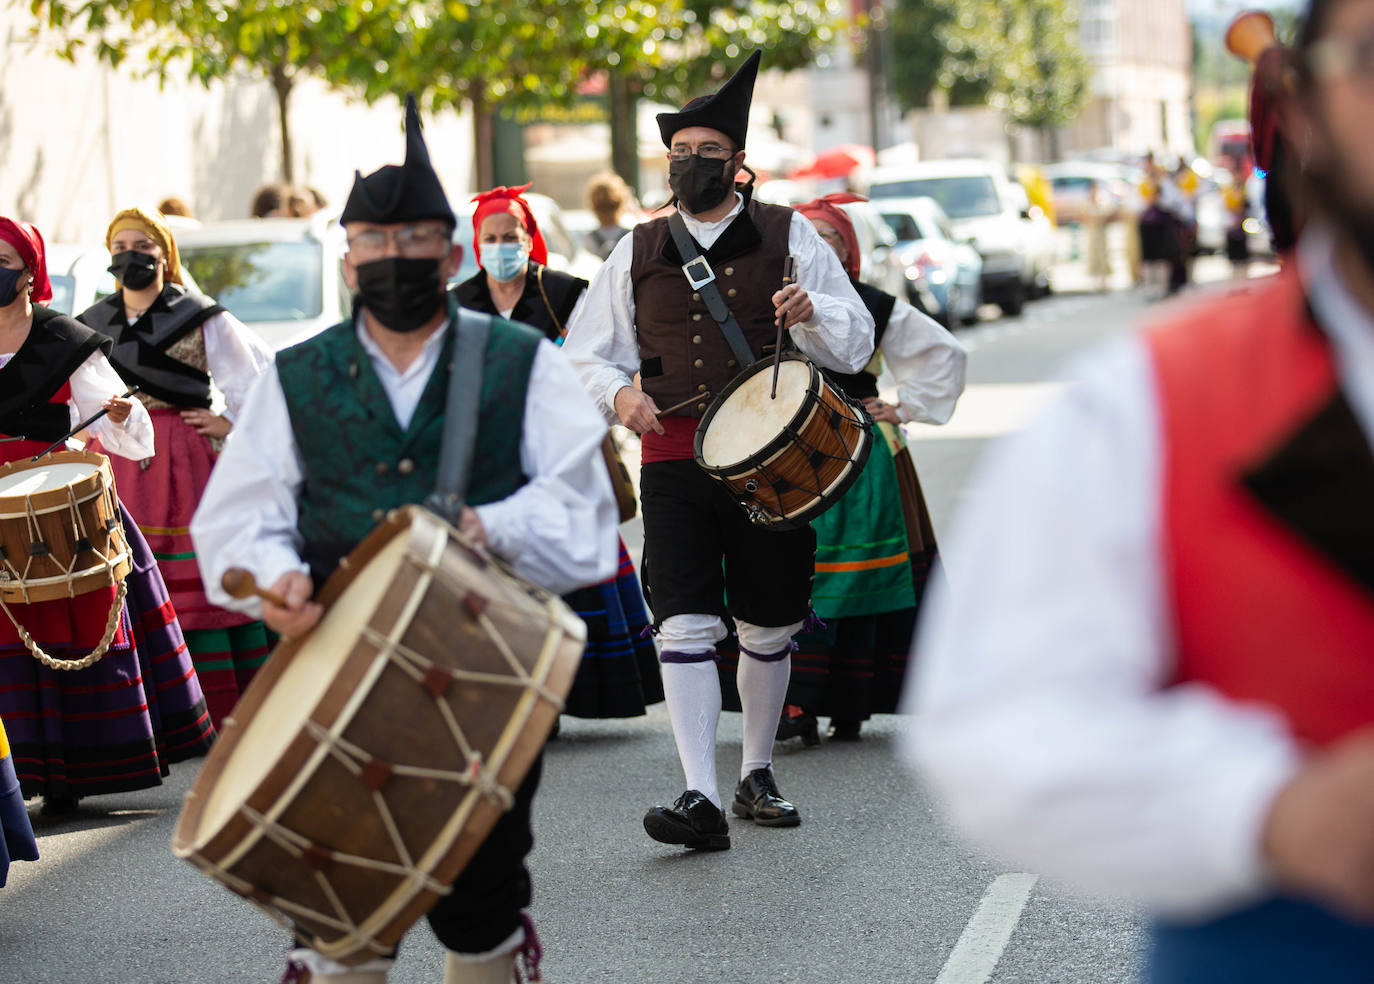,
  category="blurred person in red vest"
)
[904,1,1374,980]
